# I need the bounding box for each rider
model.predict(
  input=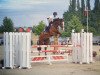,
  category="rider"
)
[45,16,53,32]
[45,12,58,32]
